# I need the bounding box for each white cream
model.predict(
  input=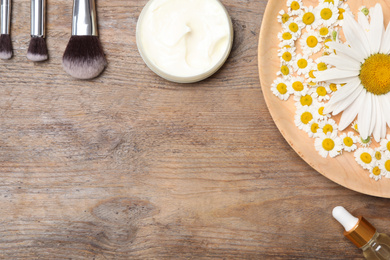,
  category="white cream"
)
[137,0,233,82]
